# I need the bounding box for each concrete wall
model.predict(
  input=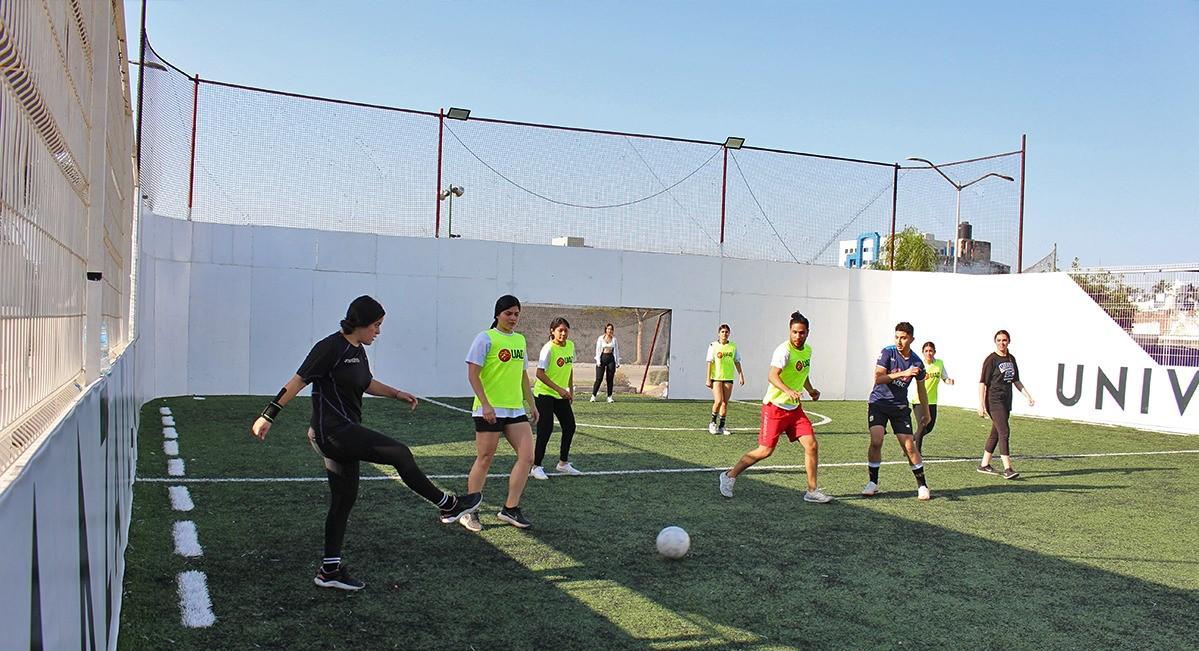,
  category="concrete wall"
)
[137,212,1197,433]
